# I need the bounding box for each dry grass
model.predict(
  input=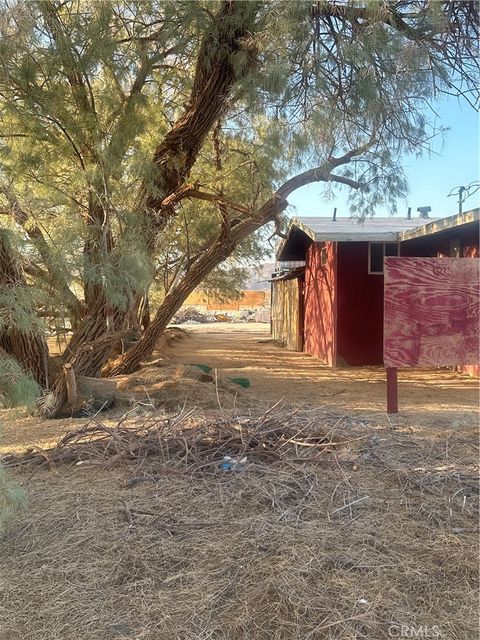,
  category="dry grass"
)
[1,407,478,640]
[114,363,246,411]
